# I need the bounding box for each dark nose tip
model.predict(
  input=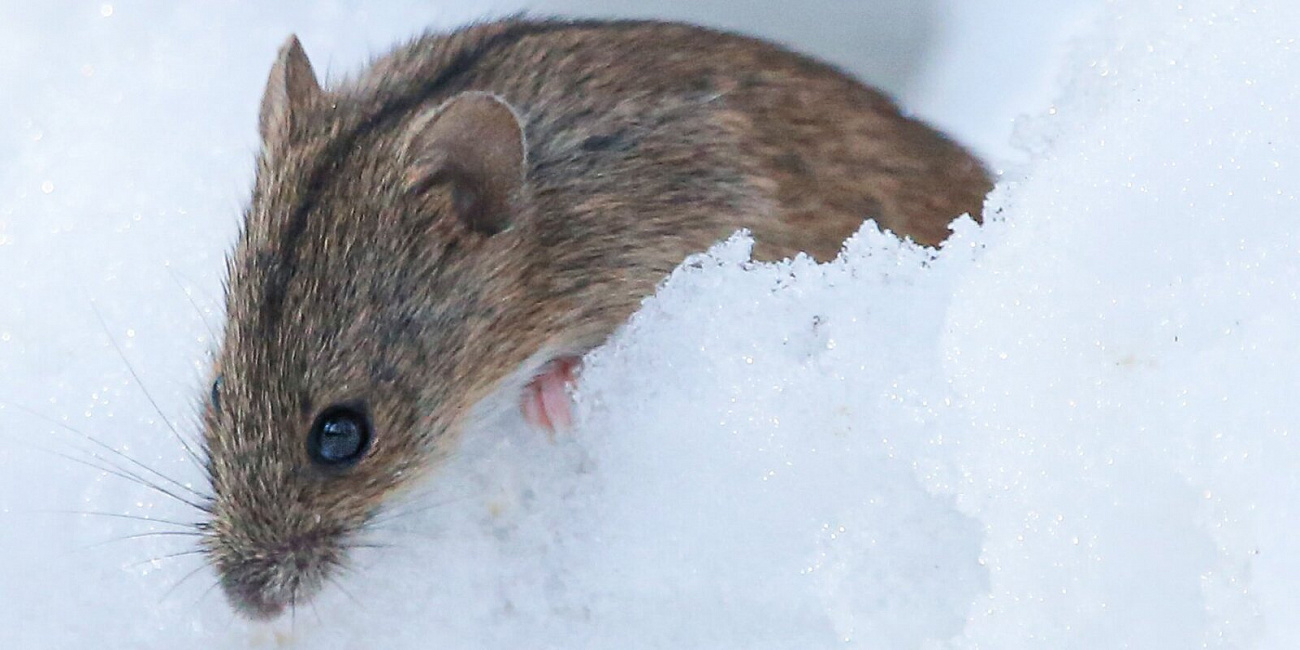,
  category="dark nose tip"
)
[210,527,342,620]
[241,597,287,621]
[220,573,291,621]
